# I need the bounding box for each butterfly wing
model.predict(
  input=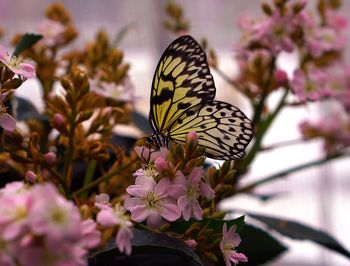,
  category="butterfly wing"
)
[168,101,254,160]
[150,35,216,134]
